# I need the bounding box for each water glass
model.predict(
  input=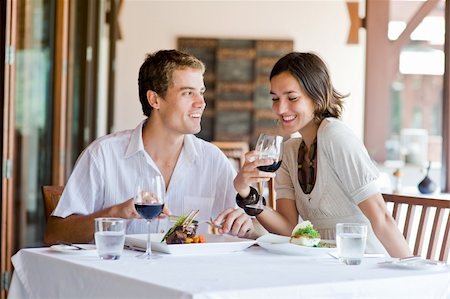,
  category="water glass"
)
[336,223,367,265]
[94,217,126,260]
